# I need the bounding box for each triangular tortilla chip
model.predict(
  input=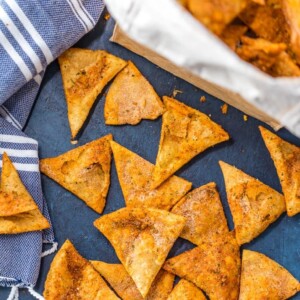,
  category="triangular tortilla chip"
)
[111,141,192,210]
[219,161,286,245]
[239,250,300,299]
[40,134,112,213]
[44,240,119,300]
[167,279,206,300]
[58,48,127,138]
[91,261,174,300]
[0,153,50,234]
[163,231,241,300]
[152,97,229,188]
[260,126,300,216]
[186,0,247,35]
[94,207,185,298]
[104,61,165,125]
[171,182,229,245]
[1,152,37,215]
[220,24,248,50]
